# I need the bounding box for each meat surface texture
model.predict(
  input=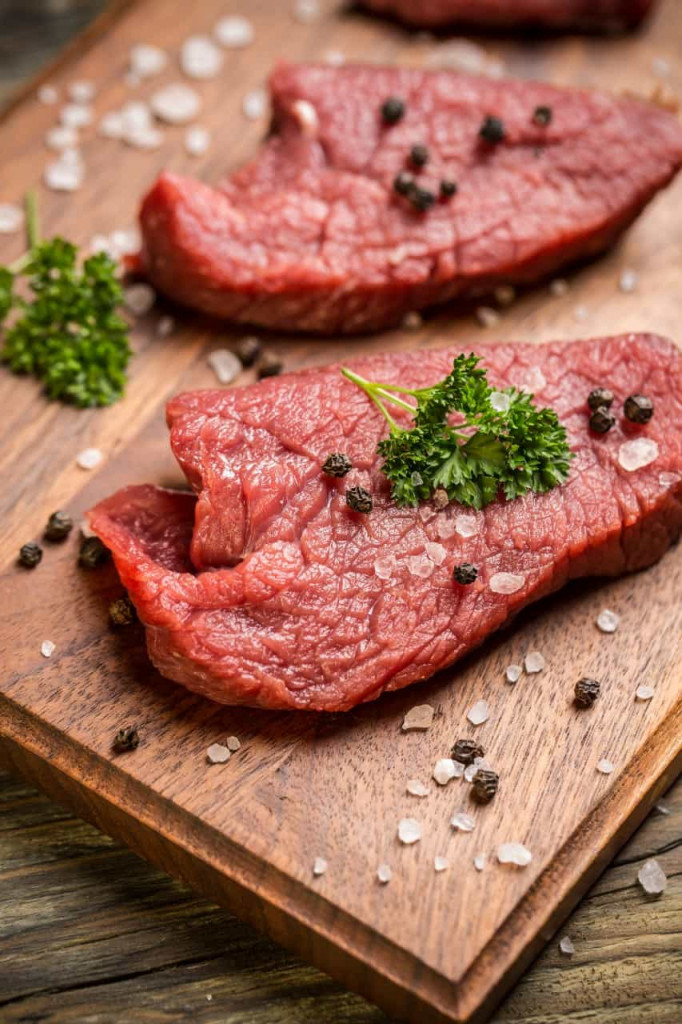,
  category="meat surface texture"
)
[360,0,656,30]
[88,334,682,712]
[138,62,682,334]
